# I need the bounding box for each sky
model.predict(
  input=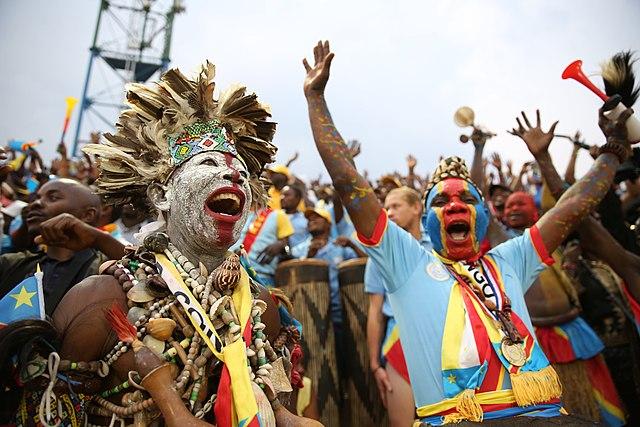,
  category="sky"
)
[1,0,639,183]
